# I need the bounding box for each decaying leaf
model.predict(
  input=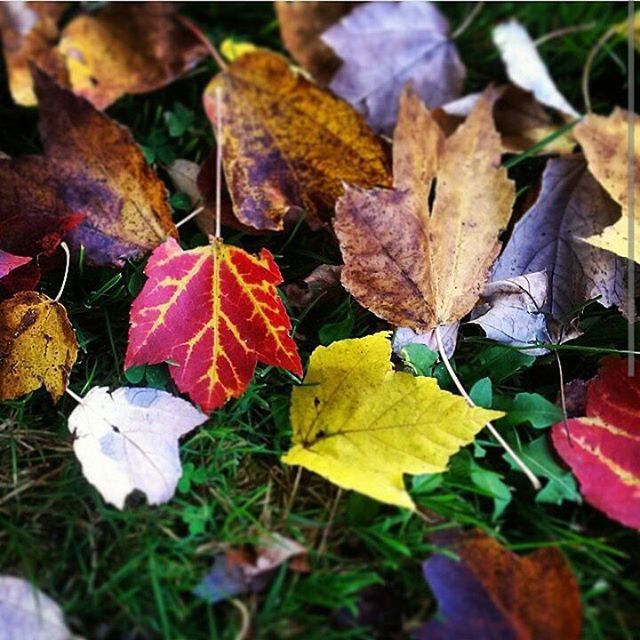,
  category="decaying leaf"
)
[57,3,206,110]
[493,154,630,320]
[392,323,459,360]
[126,237,302,413]
[470,272,551,355]
[0,212,83,295]
[0,2,68,105]
[194,534,308,603]
[552,358,640,529]
[202,50,391,231]
[0,250,30,281]
[282,333,501,510]
[276,1,354,83]
[0,70,176,267]
[0,291,77,403]
[282,264,343,311]
[69,386,207,509]
[419,529,582,639]
[335,87,514,332]
[492,19,578,118]
[574,110,640,261]
[322,1,465,134]
[0,575,72,640]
